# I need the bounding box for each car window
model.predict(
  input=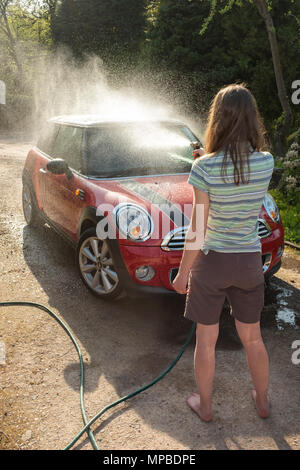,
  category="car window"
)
[52,125,83,172]
[37,123,59,156]
[85,123,200,178]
